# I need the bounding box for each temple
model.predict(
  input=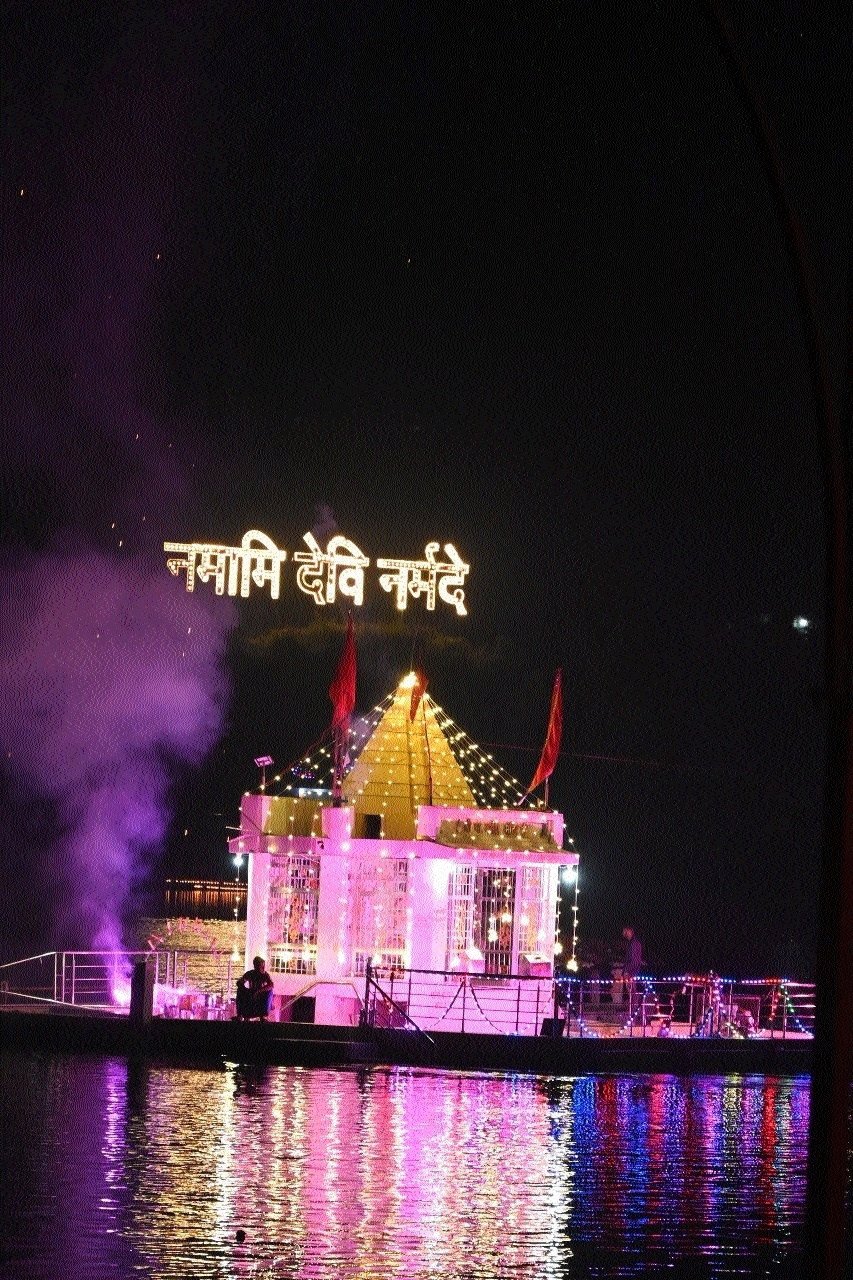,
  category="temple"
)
[229,673,578,1026]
